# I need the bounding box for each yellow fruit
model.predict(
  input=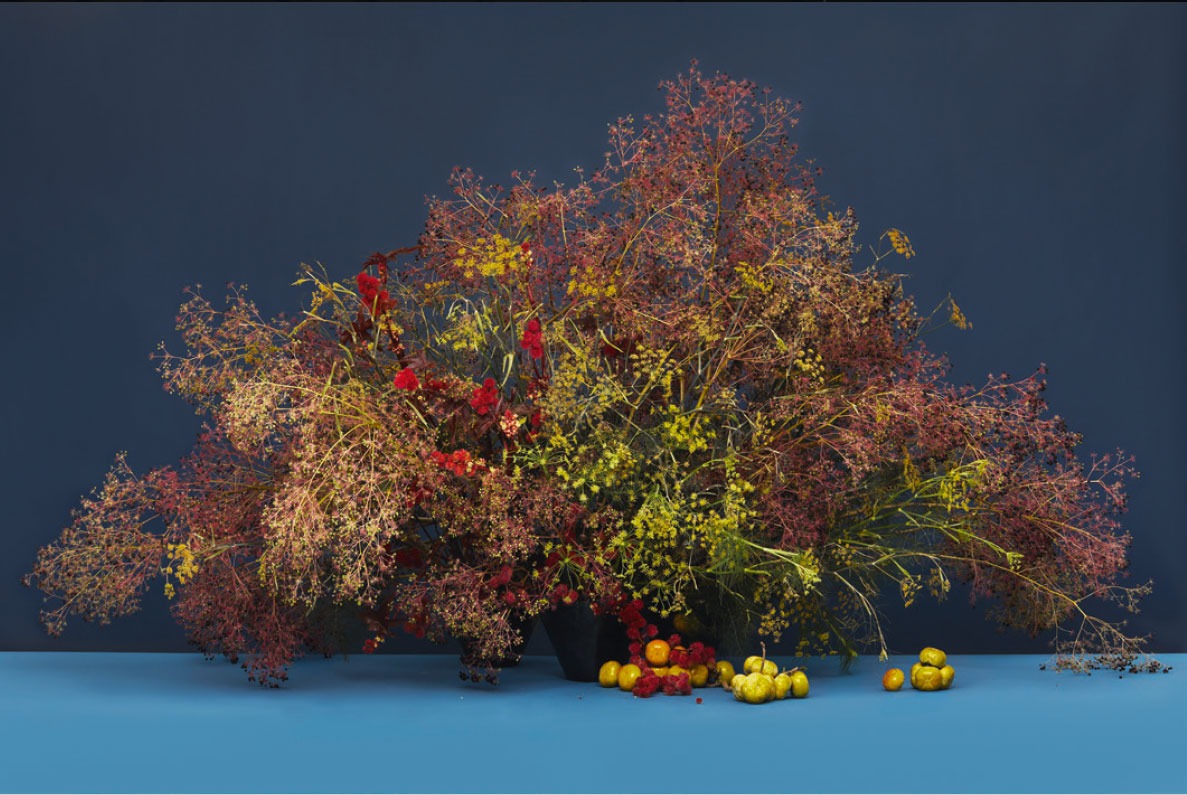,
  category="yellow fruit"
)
[743,656,778,677]
[651,666,669,677]
[729,673,747,693]
[690,664,710,688]
[913,665,943,691]
[789,670,809,698]
[939,665,955,689]
[910,662,924,686]
[773,672,792,699]
[715,660,736,687]
[667,665,687,679]
[598,660,621,688]
[882,668,905,691]
[733,681,747,701]
[739,672,775,704]
[645,640,671,667]
[919,647,947,668]
[617,663,642,691]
